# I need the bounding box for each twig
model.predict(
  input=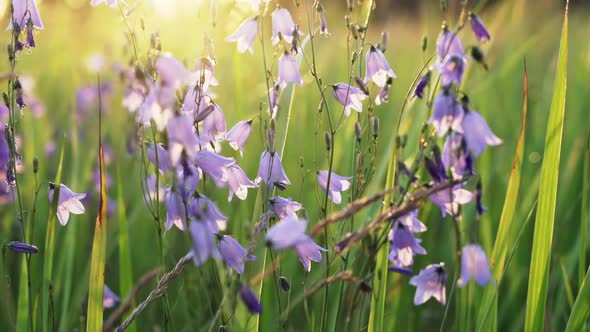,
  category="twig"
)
[103,268,161,331]
[114,252,194,332]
